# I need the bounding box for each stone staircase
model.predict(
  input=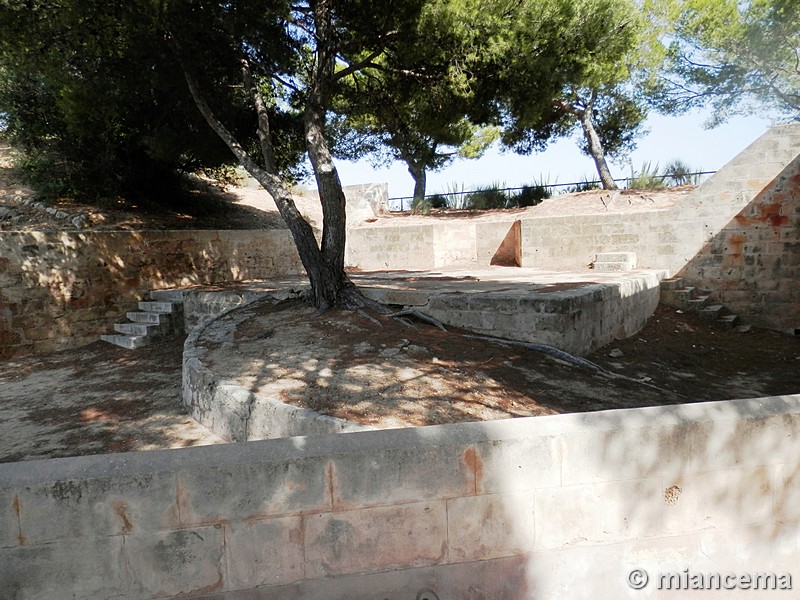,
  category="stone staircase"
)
[101,290,186,349]
[660,278,748,331]
[593,252,636,271]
